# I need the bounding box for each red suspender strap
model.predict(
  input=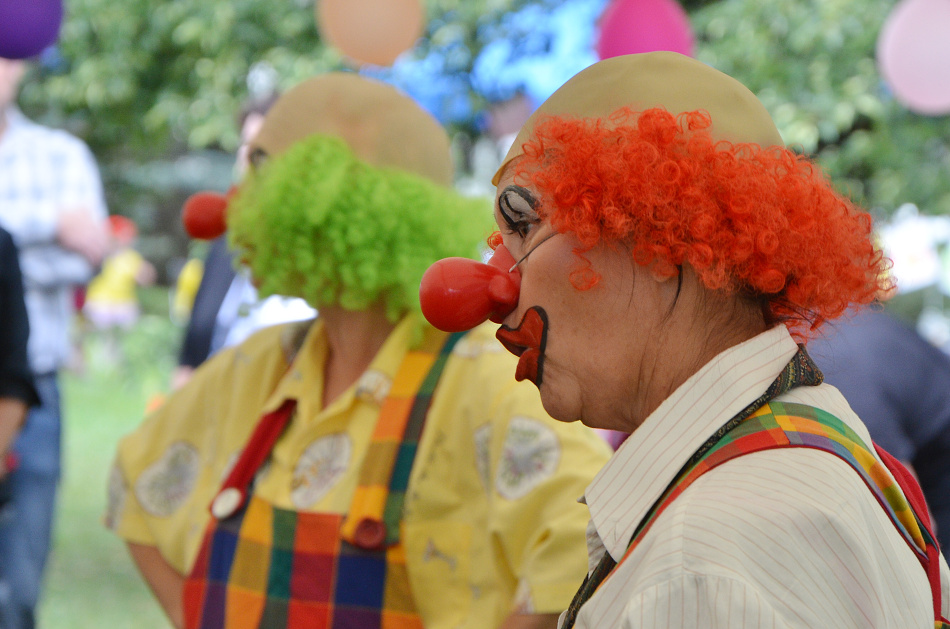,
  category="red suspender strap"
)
[209,399,297,520]
[873,444,947,624]
[875,445,934,532]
